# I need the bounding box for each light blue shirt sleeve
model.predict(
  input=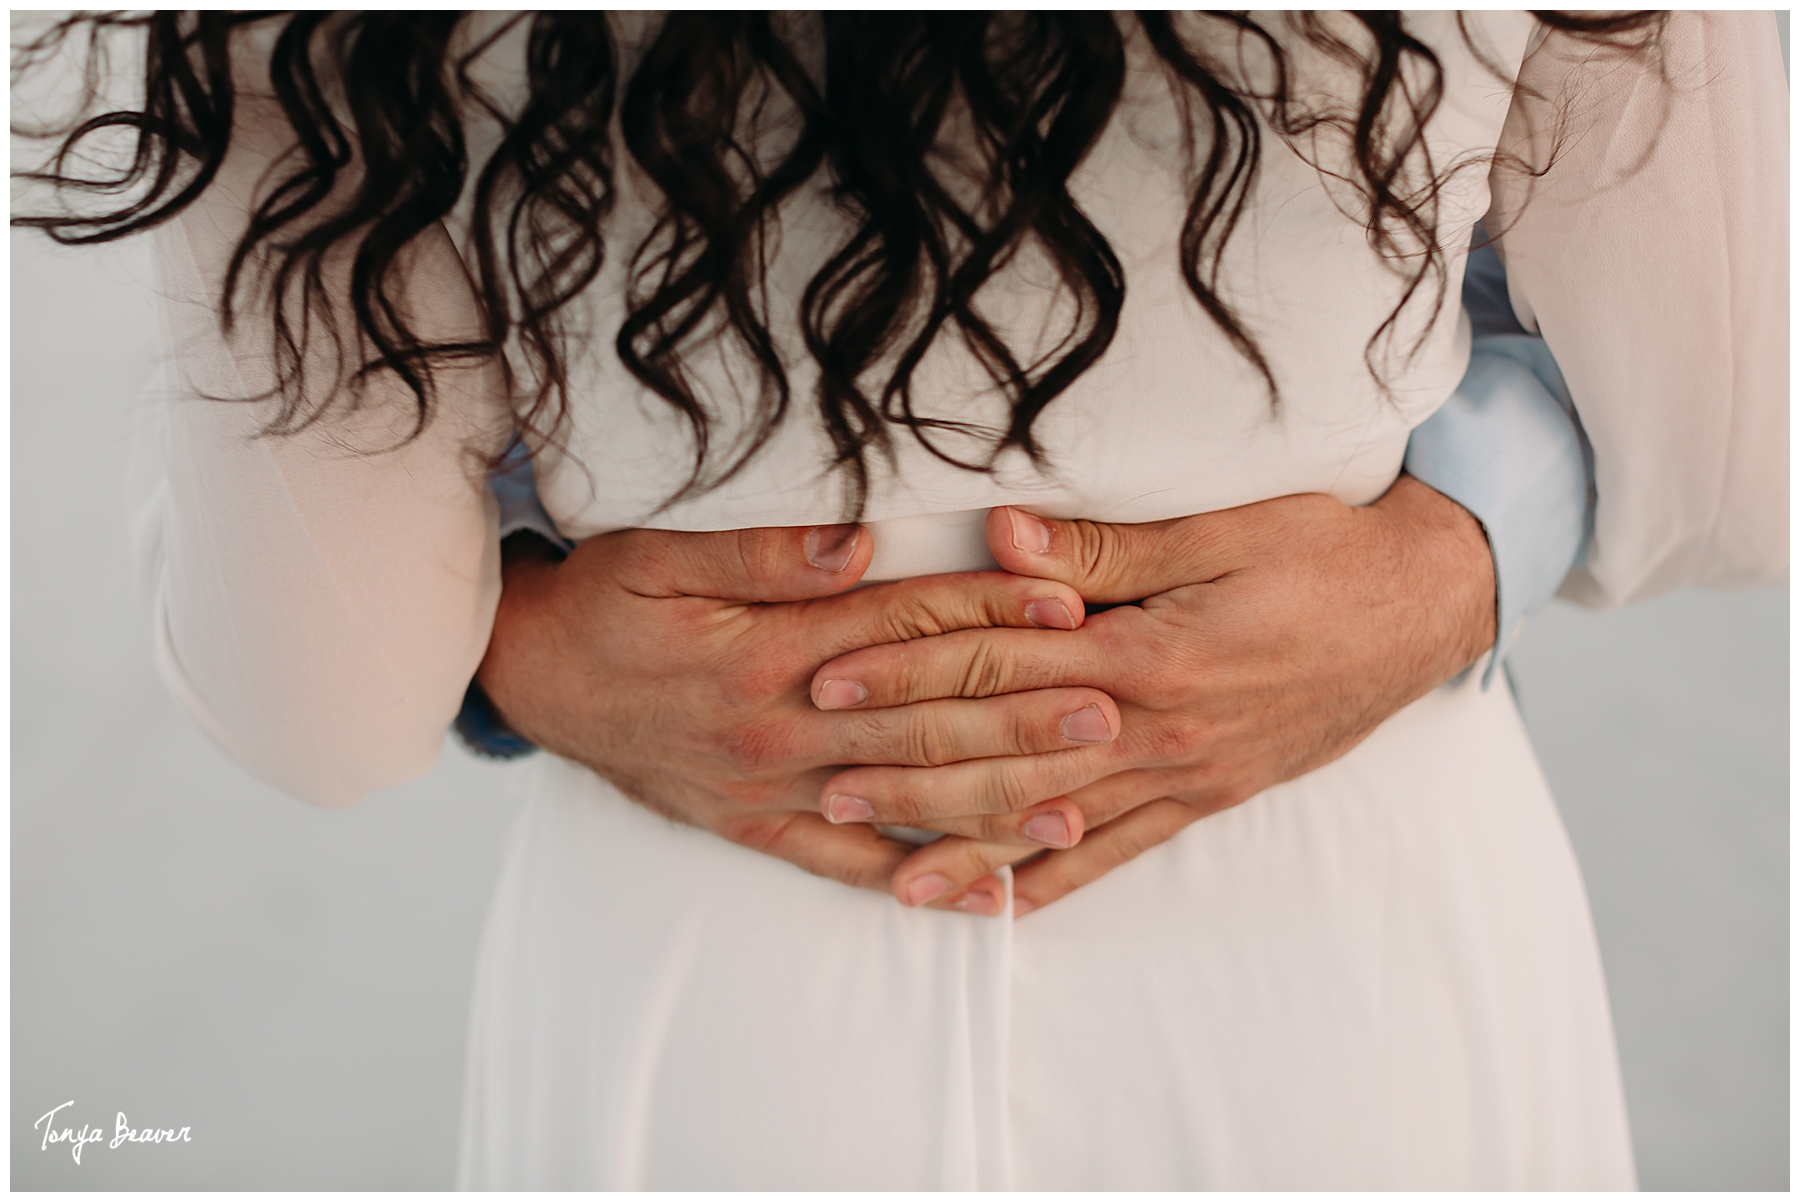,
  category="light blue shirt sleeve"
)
[1404,243,1595,687]
[490,435,573,552]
